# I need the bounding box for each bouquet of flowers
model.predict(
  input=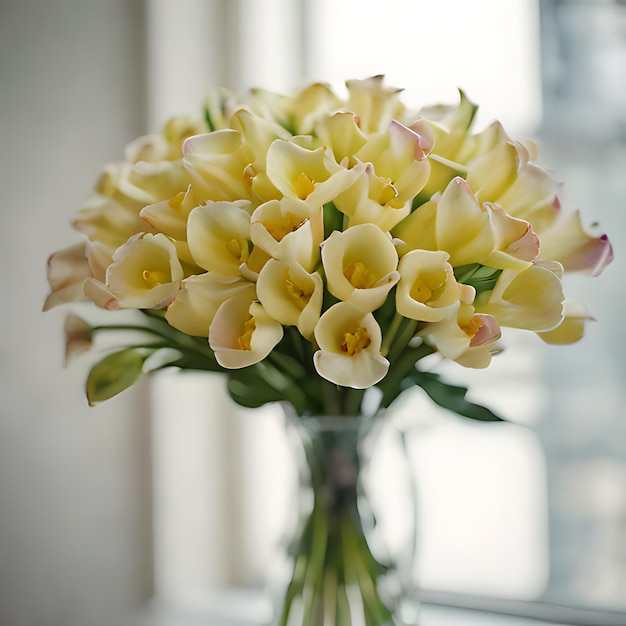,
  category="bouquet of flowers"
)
[45,76,612,419]
[45,76,613,626]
